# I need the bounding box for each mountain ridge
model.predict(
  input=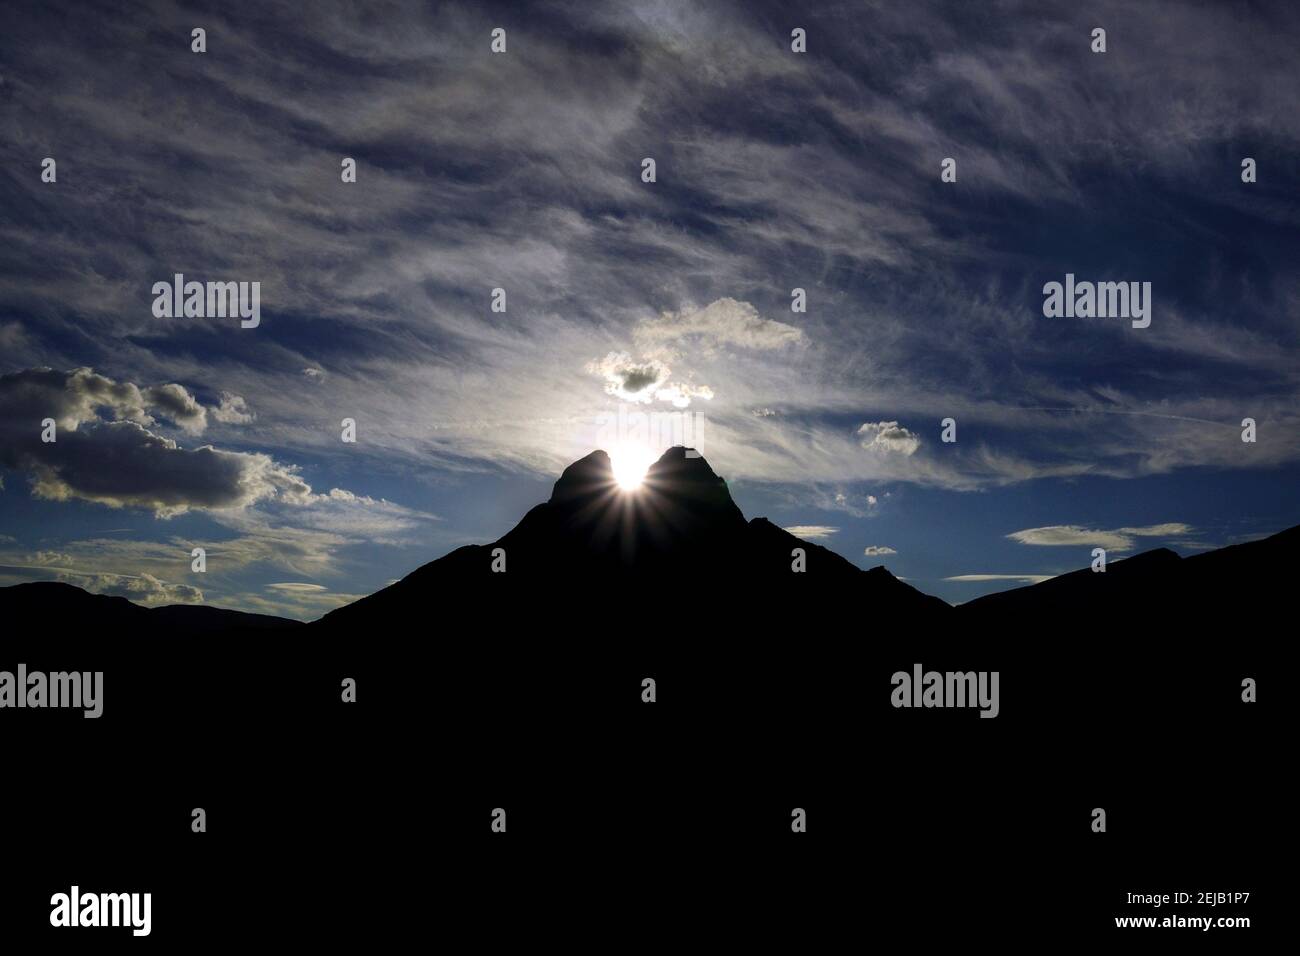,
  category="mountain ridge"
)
[316,446,951,629]
[1,448,1292,633]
